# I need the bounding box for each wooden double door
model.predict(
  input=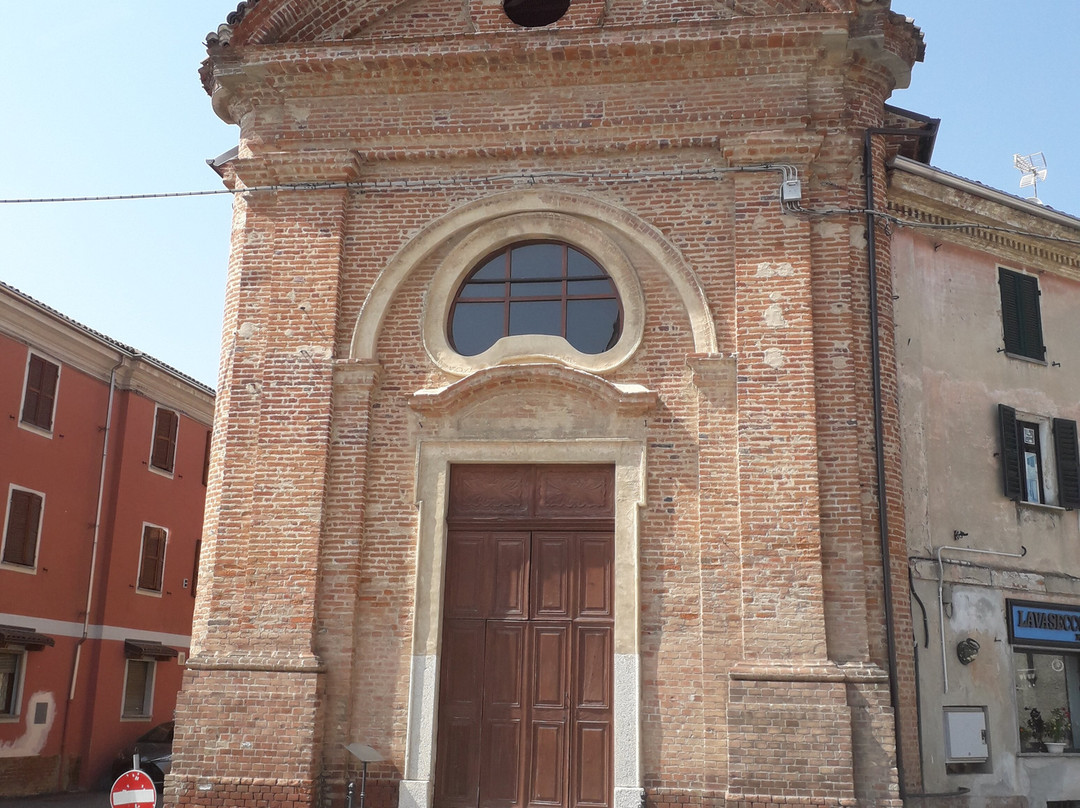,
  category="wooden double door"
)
[435,465,615,808]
